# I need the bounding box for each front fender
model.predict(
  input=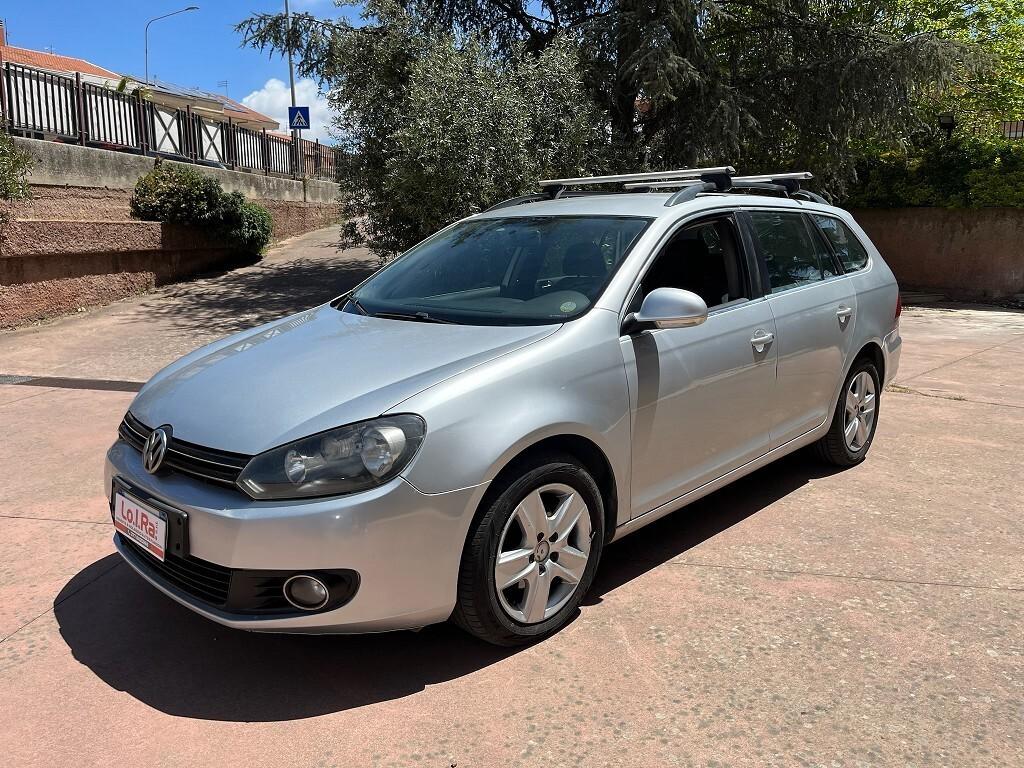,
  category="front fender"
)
[395,310,632,528]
